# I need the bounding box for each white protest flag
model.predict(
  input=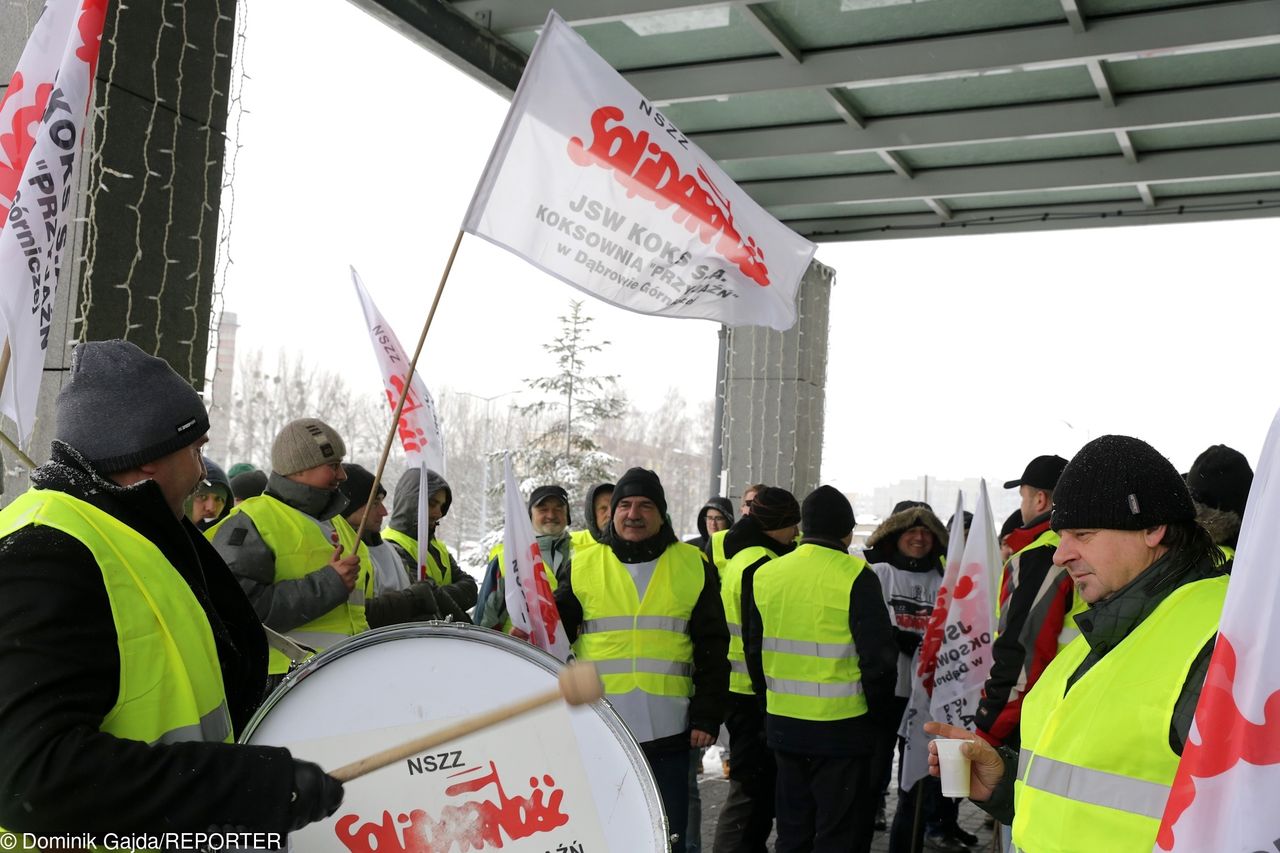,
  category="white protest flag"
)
[463,12,816,331]
[1156,408,1280,852]
[350,267,445,473]
[0,0,106,442]
[501,454,571,662]
[899,491,968,792]
[929,480,998,730]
